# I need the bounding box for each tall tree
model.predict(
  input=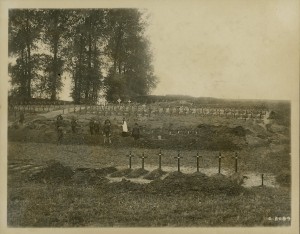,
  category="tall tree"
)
[104,9,157,102]
[69,9,106,104]
[8,9,43,99]
[40,9,71,100]
[8,9,157,103]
